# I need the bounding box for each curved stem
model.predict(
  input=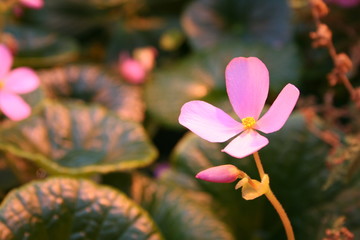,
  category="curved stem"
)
[253,151,265,178]
[252,152,295,240]
[265,190,295,240]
